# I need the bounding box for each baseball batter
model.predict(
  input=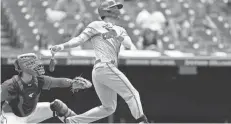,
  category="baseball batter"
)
[50,0,149,123]
[0,53,91,123]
